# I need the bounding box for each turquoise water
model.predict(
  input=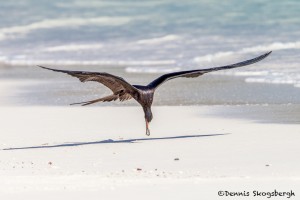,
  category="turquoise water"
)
[0,0,300,88]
